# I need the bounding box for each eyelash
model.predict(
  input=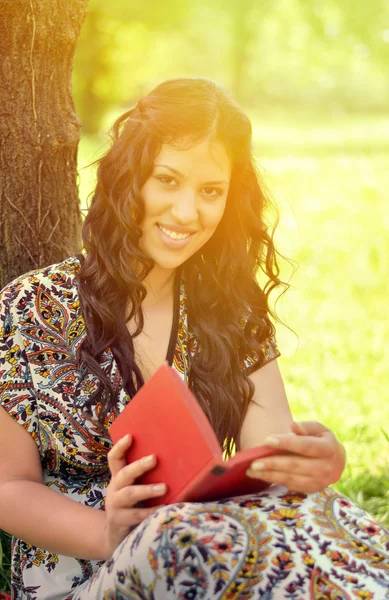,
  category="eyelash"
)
[155,175,224,198]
